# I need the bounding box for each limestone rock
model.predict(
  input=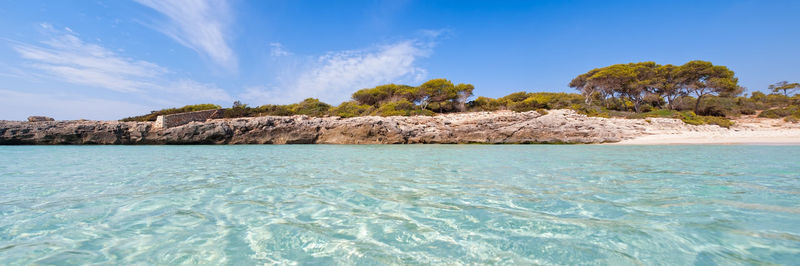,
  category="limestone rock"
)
[0,110,737,145]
